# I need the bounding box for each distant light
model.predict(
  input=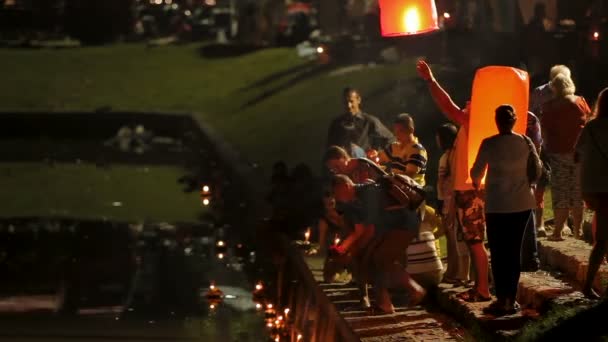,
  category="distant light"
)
[277,315,283,321]
[267,304,273,309]
[165,0,172,4]
[443,12,451,19]
[217,240,225,247]
[112,201,123,207]
[267,322,273,328]
[202,185,210,193]
[218,253,224,259]
[205,0,216,5]
[210,284,215,290]
[316,46,324,54]
[593,31,600,40]
[171,3,178,9]
[154,0,162,4]
[297,334,303,341]
[274,319,280,325]
[184,247,192,255]
[209,304,215,309]
[185,10,192,16]
[334,237,341,245]
[225,294,236,299]
[275,336,280,342]
[203,198,210,206]
[284,308,290,315]
[256,303,262,310]
[255,283,263,291]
